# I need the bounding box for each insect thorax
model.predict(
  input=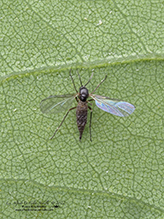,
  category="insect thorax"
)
[79,86,89,102]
